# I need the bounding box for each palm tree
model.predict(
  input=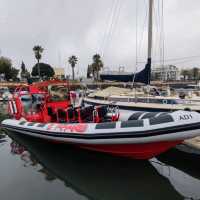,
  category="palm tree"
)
[33,45,44,78]
[68,55,78,80]
[192,67,199,83]
[92,54,103,81]
[181,70,189,81]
